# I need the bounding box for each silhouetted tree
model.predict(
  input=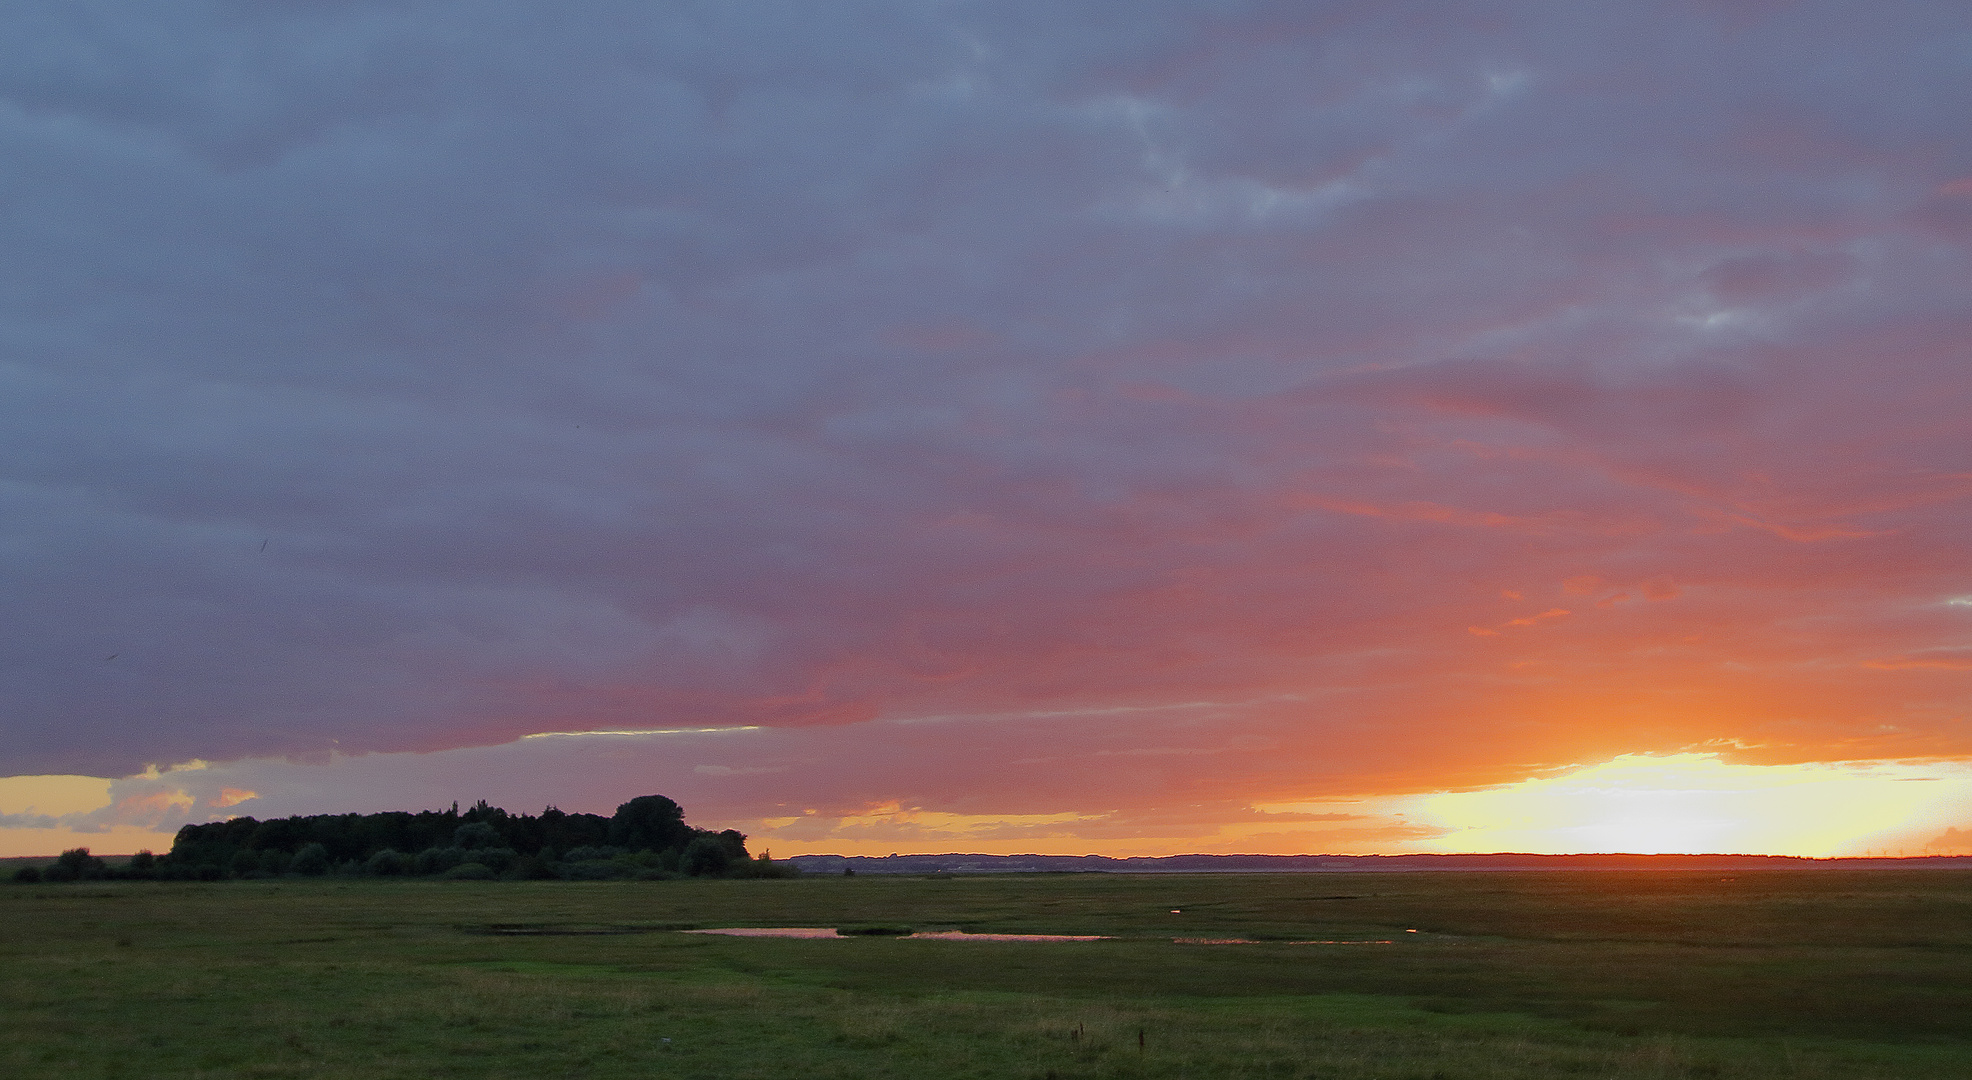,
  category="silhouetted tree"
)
[461,798,508,826]
[154,794,752,880]
[608,795,691,853]
[535,806,610,852]
[52,847,106,881]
